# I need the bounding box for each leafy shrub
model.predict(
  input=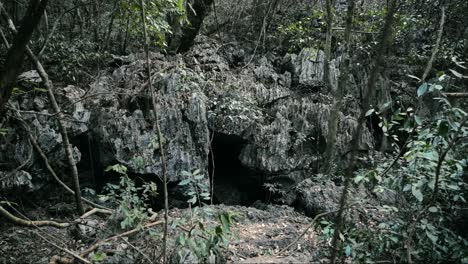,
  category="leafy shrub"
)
[320,78,468,263]
[100,164,158,229]
[178,169,211,206]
